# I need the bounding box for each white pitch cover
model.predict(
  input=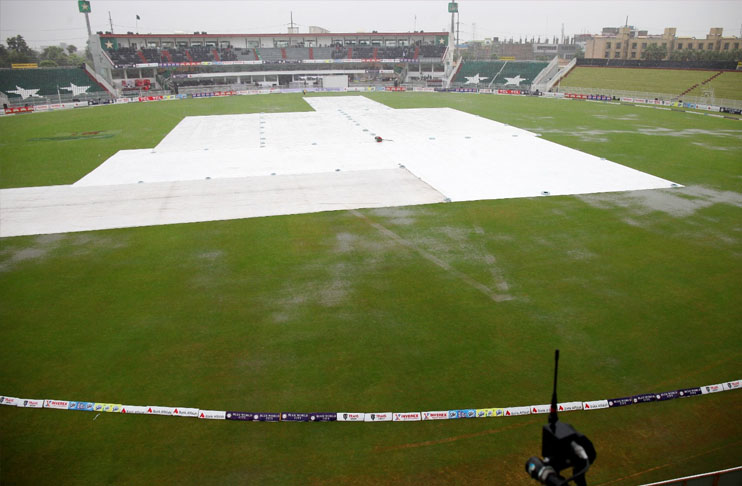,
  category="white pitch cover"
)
[393,412,422,422]
[557,401,584,412]
[504,406,531,417]
[120,405,148,414]
[582,400,609,410]
[172,407,199,417]
[530,404,551,414]
[337,412,364,422]
[43,399,70,409]
[421,411,449,420]
[364,412,393,422]
[198,410,227,420]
